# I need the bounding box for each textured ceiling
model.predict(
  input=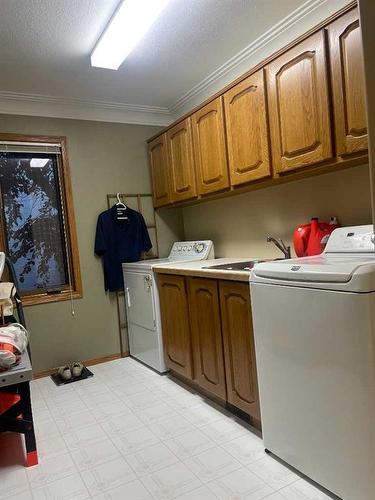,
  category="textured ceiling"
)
[0,0,306,107]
